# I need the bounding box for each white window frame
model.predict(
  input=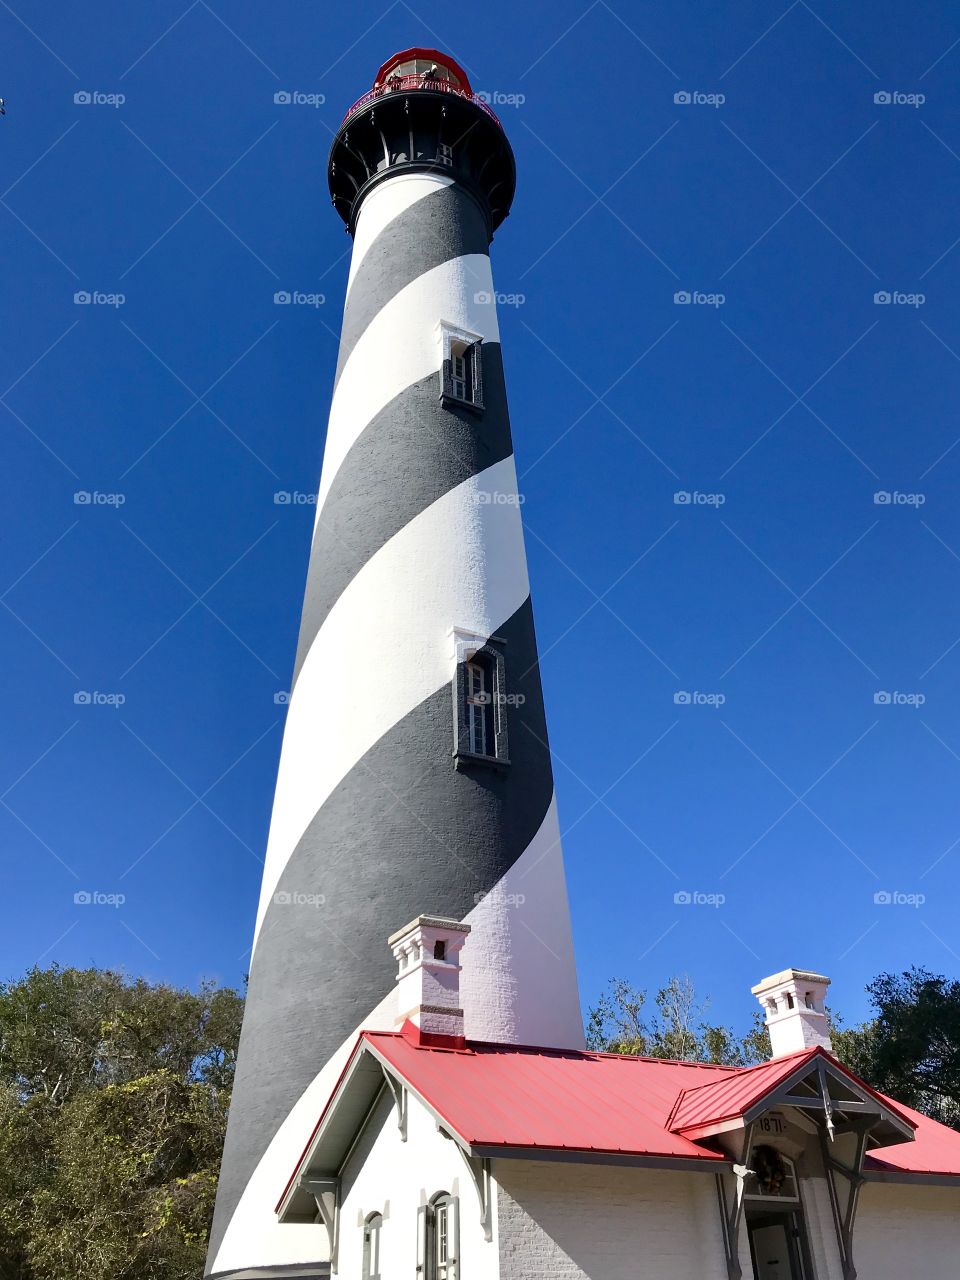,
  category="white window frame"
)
[418,1192,459,1280]
[362,1211,382,1280]
[438,321,484,412]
